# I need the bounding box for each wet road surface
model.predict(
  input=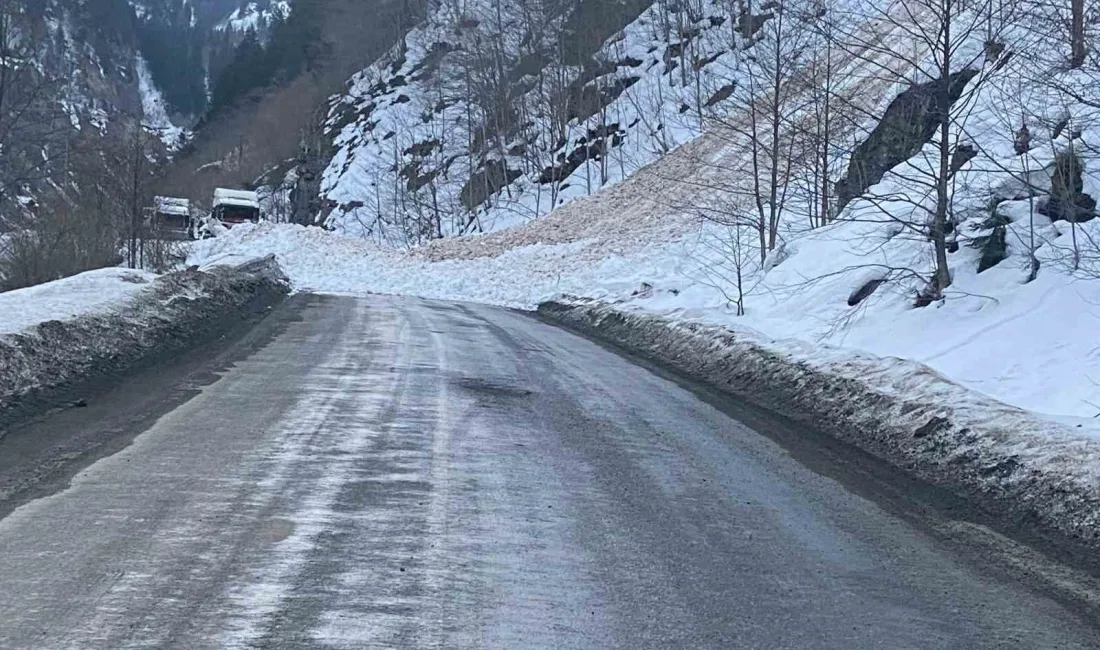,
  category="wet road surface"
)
[0,294,1098,649]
